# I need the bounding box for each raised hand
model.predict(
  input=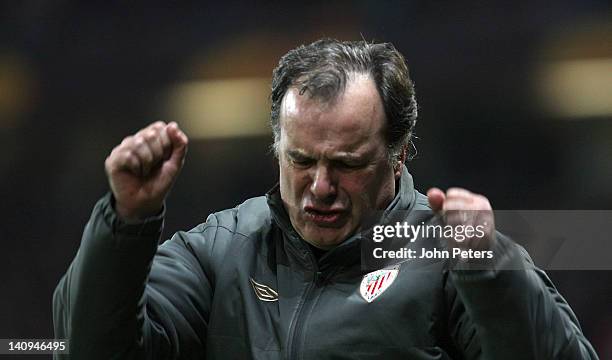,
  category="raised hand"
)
[104,121,188,221]
[427,187,496,252]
